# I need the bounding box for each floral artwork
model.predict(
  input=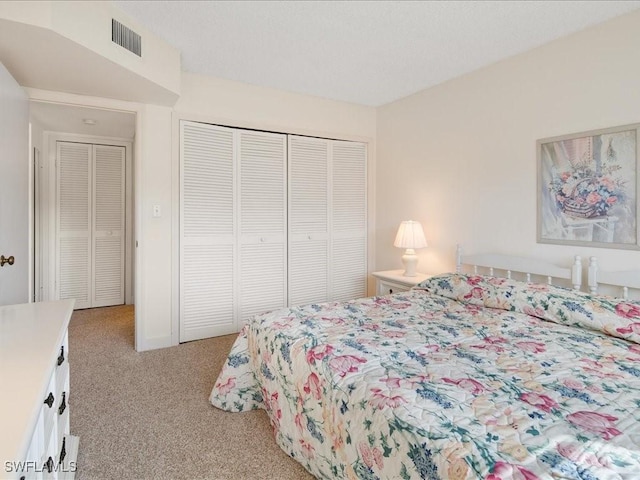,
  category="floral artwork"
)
[210,273,640,479]
[538,124,639,249]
